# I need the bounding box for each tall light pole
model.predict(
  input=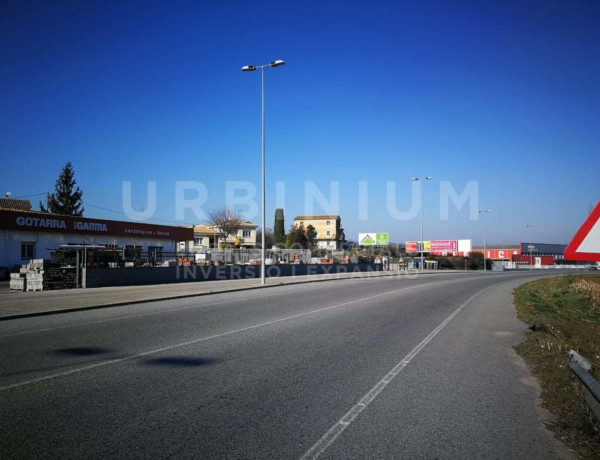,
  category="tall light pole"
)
[412,176,433,272]
[478,209,491,272]
[242,60,285,285]
[526,224,536,271]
